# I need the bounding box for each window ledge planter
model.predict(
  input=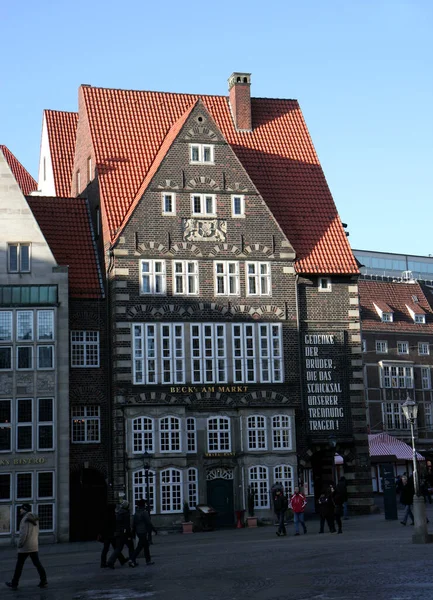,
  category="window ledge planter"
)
[246,516,258,528]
